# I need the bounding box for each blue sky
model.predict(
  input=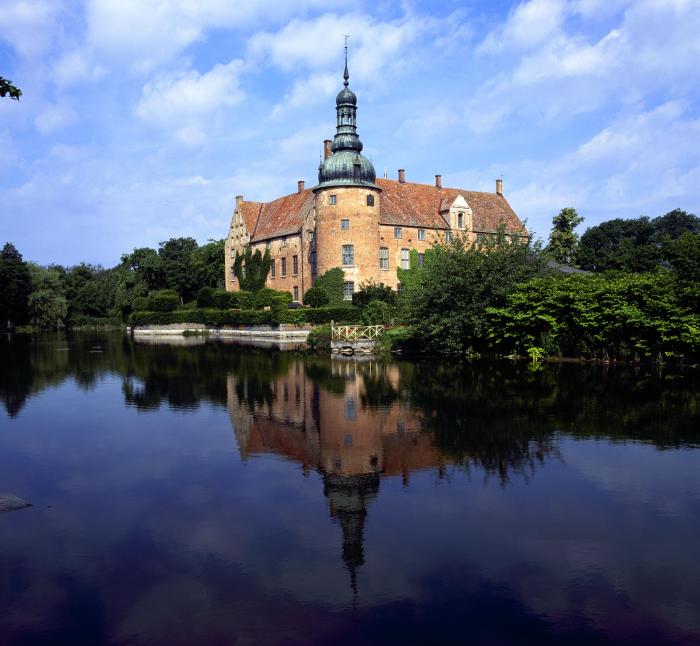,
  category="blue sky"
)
[1,0,699,267]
